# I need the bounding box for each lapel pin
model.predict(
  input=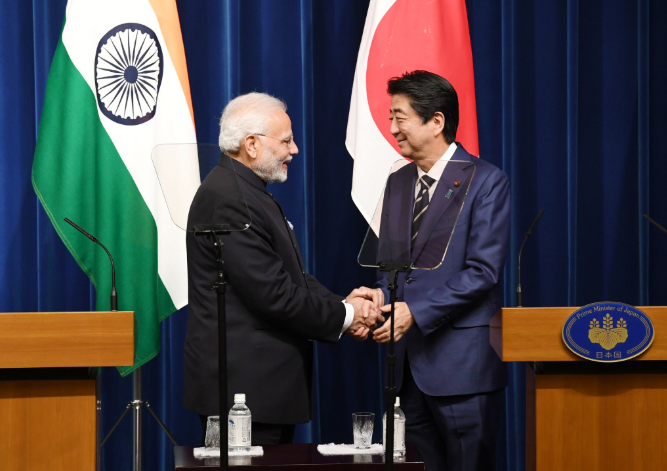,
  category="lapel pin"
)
[445,189,453,199]
[454,180,460,187]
